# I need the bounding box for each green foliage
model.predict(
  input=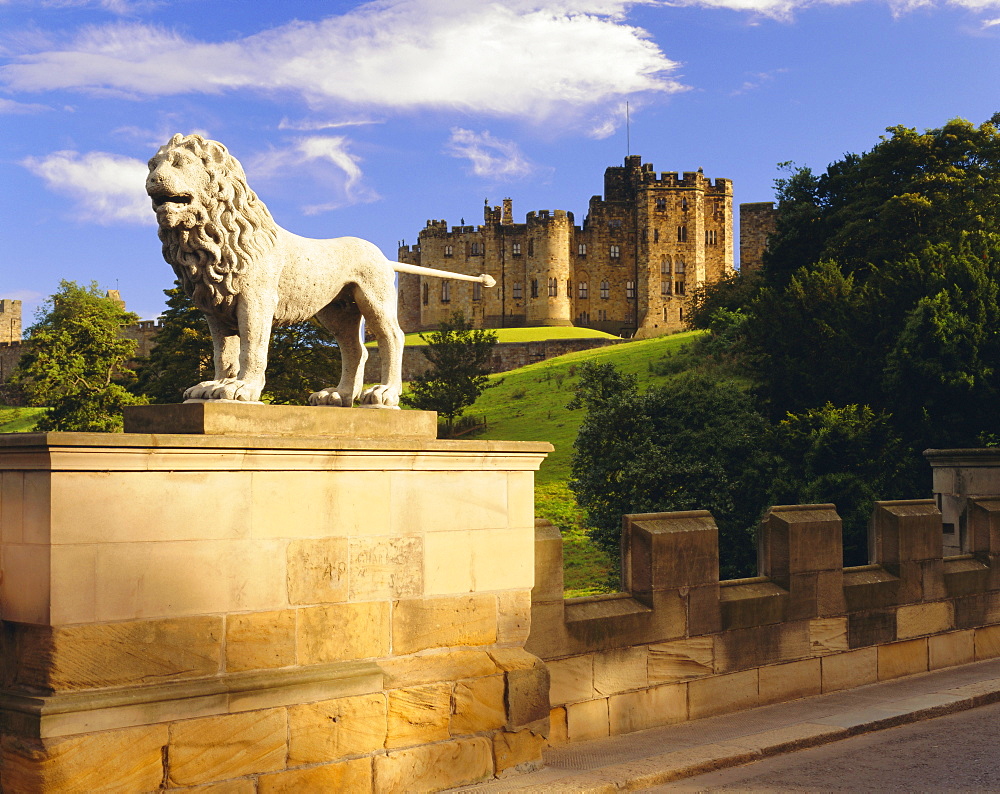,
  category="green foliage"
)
[401,312,498,426]
[0,407,48,433]
[570,363,770,579]
[134,282,341,405]
[767,404,912,566]
[10,280,147,432]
